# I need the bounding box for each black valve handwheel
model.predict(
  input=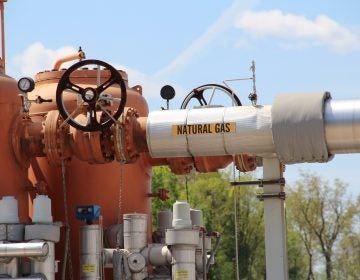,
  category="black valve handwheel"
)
[56,59,127,132]
[180,84,241,109]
